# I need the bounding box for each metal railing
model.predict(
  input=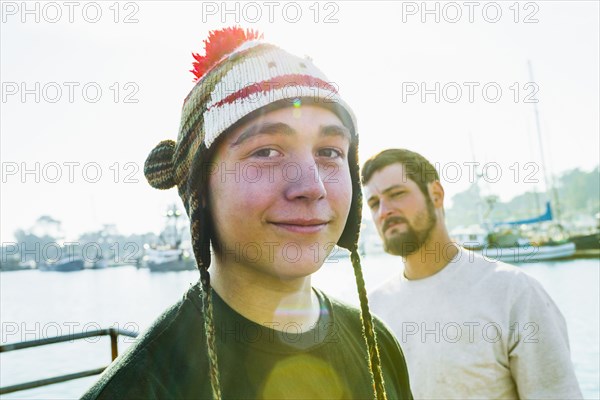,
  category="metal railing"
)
[0,327,138,395]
